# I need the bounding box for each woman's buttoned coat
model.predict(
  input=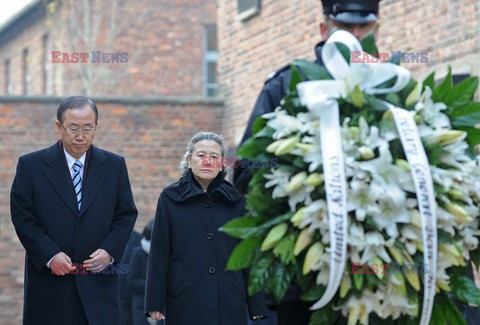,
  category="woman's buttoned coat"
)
[145,170,266,325]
